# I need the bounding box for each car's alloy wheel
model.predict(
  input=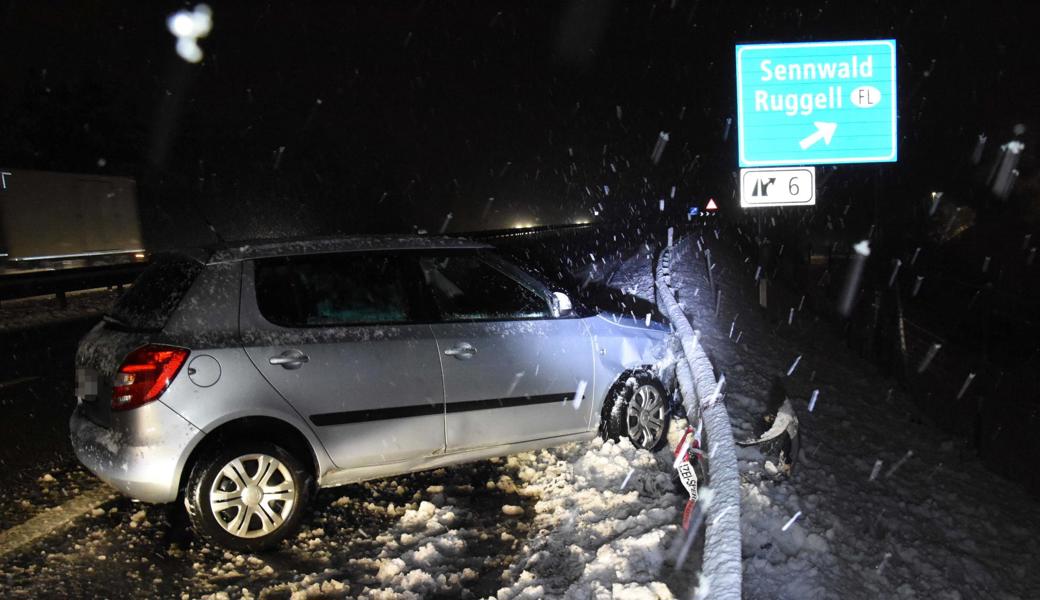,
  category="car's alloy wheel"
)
[186,442,310,551]
[604,373,670,451]
[625,383,668,450]
[209,453,297,538]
